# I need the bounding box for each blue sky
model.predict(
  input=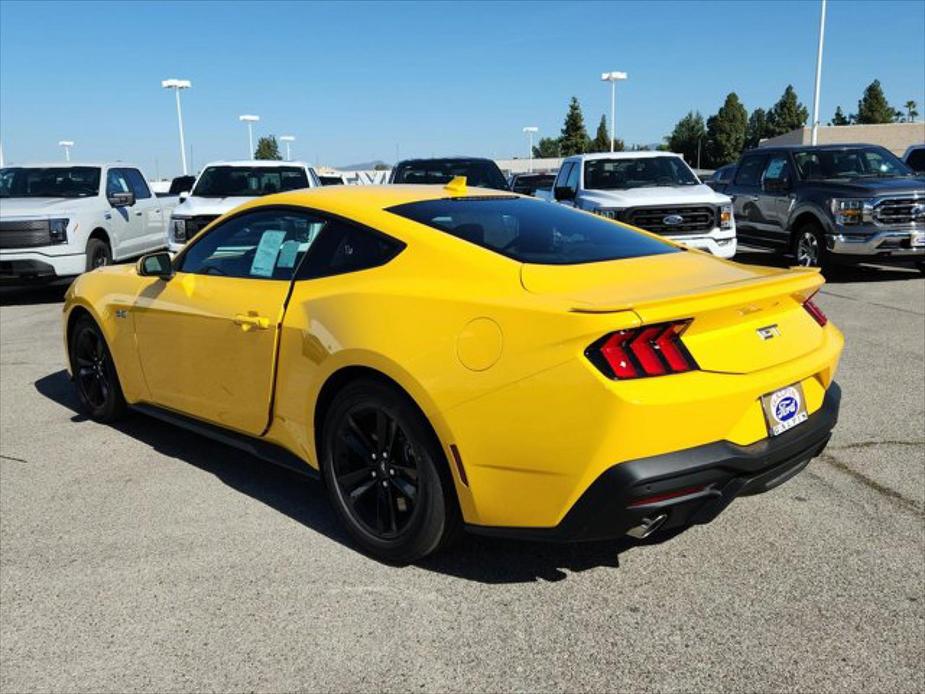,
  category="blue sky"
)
[1,0,923,177]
